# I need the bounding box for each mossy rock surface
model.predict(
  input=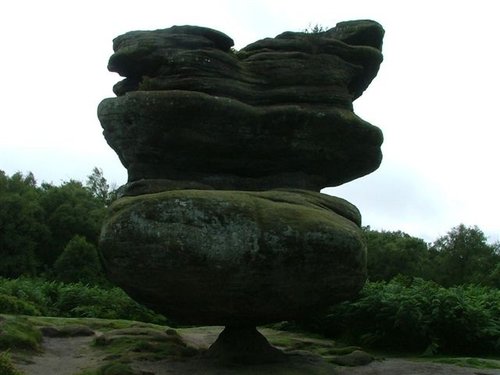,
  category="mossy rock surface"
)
[100,189,366,326]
